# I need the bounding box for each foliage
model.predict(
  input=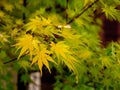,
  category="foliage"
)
[0,0,120,90]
